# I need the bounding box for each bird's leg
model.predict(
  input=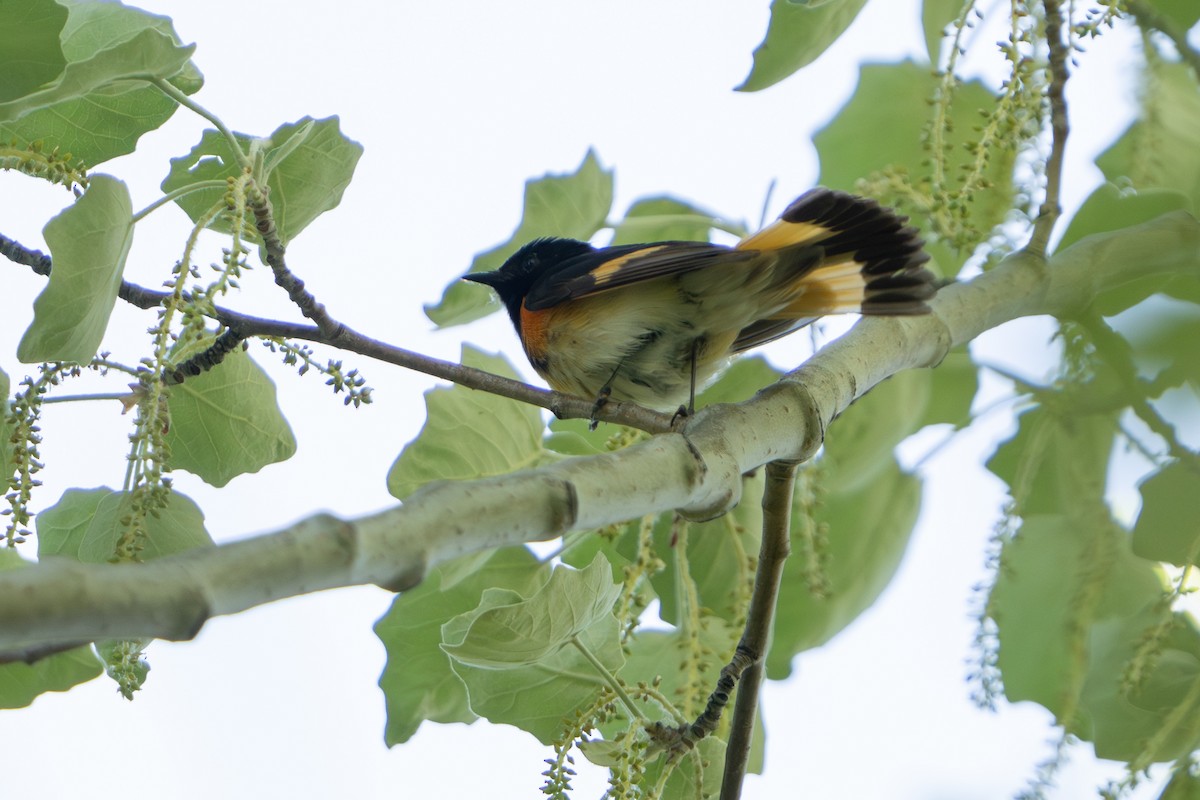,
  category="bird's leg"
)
[589,359,628,430]
[669,339,701,428]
